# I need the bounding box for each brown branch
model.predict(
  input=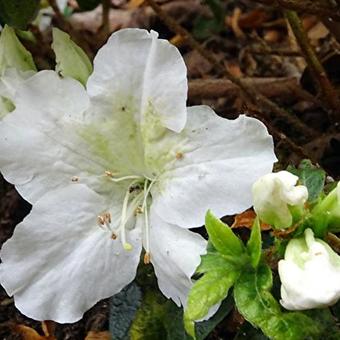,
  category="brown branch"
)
[146,0,318,139]
[101,0,111,37]
[285,10,340,125]
[188,77,318,102]
[255,0,340,21]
